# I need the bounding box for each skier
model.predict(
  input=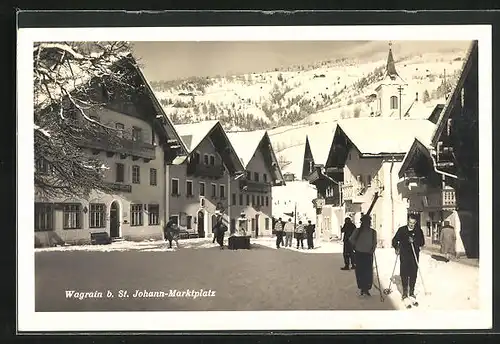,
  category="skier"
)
[439,221,456,261]
[340,217,357,270]
[295,220,305,249]
[274,217,284,249]
[349,214,377,296]
[283,218,294,247]
[305,220,315,249]
[392,214,425,303]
